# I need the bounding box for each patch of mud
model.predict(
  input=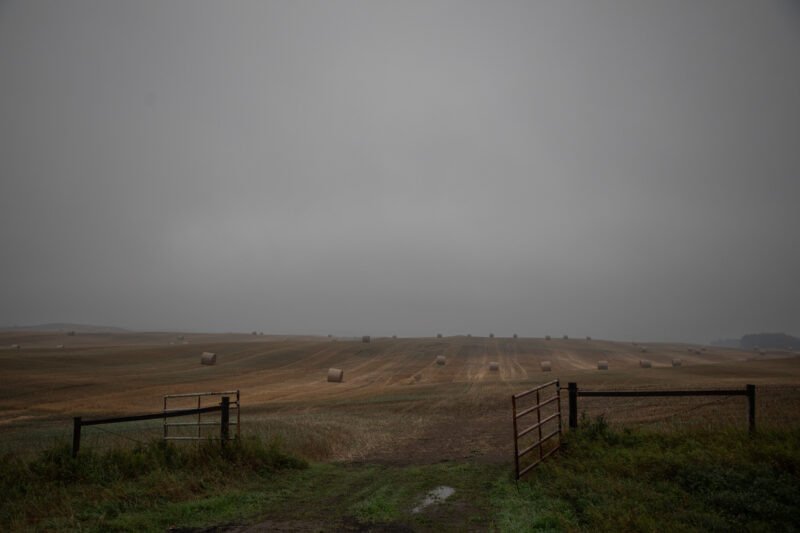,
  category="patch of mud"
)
[167,518,413,532]
[168,520,324,532]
